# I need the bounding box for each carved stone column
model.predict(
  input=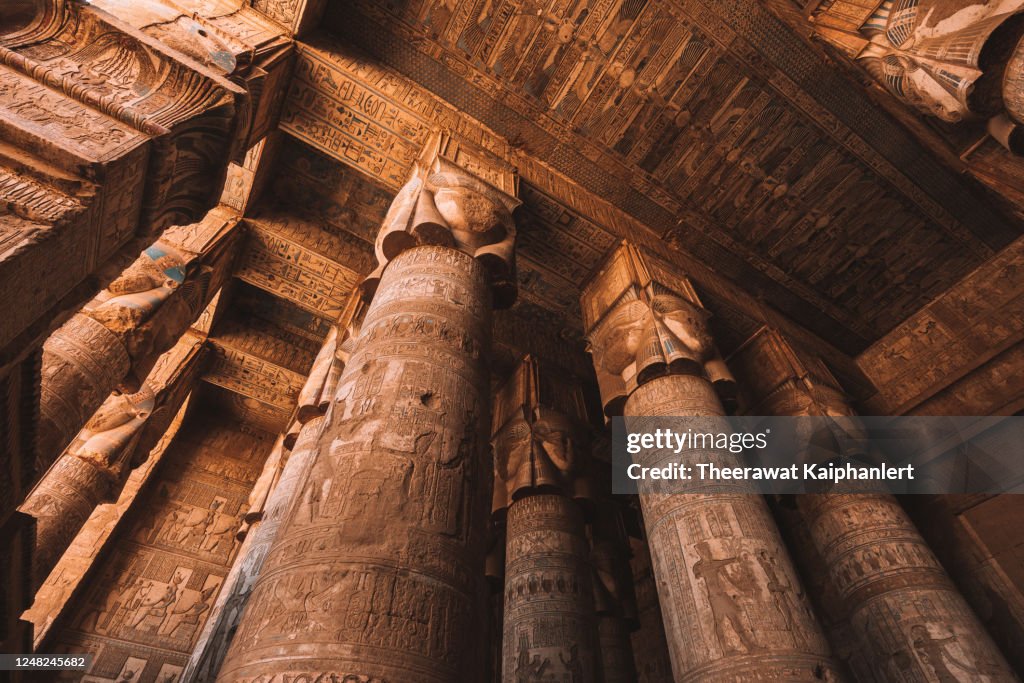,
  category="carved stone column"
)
[37,210,238,479]
[217,131,519,683]
[185,297,364,683]
[581,243,843,681]
[730,327,1019,681]
[23,332,204,589]
[25,388,153,589]
[492,355,599,683]
[183,419,315,683]
[591,500,639,683]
